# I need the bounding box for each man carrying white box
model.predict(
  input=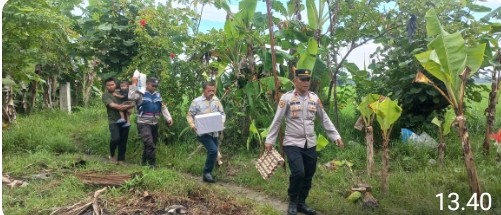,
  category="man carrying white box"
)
[186,82,225,183]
